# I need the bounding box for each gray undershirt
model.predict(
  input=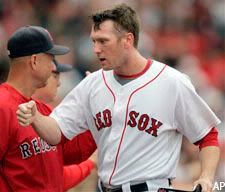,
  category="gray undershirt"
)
[113,73,136,85]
